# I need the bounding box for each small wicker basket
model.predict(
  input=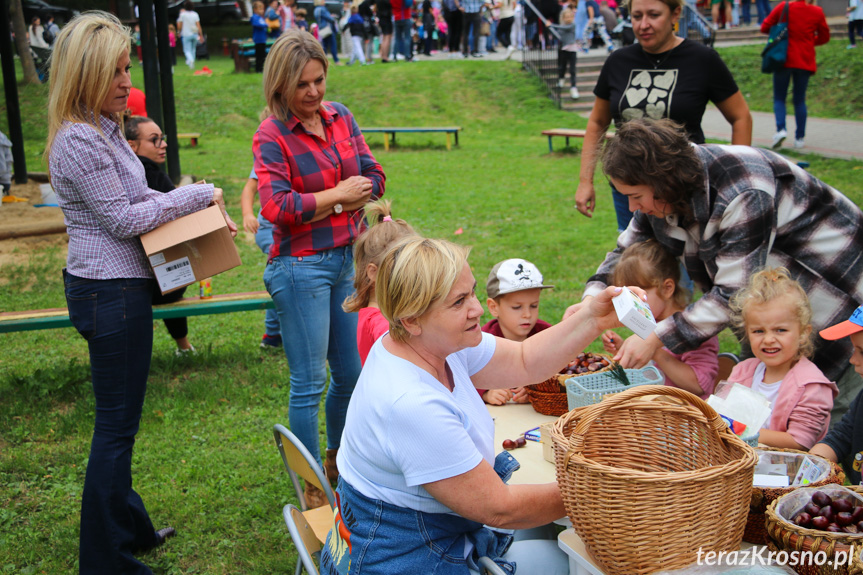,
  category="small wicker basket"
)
[850,546,863,575]
[765,485,863,575]
[551,385,757,575]
[744,448,845,545]
[526,354,616,416]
